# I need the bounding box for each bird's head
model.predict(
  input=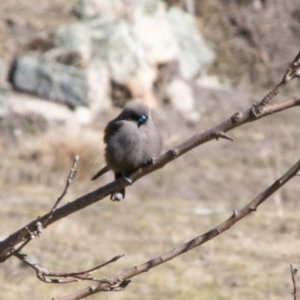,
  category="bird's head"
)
[119,101,150,128]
